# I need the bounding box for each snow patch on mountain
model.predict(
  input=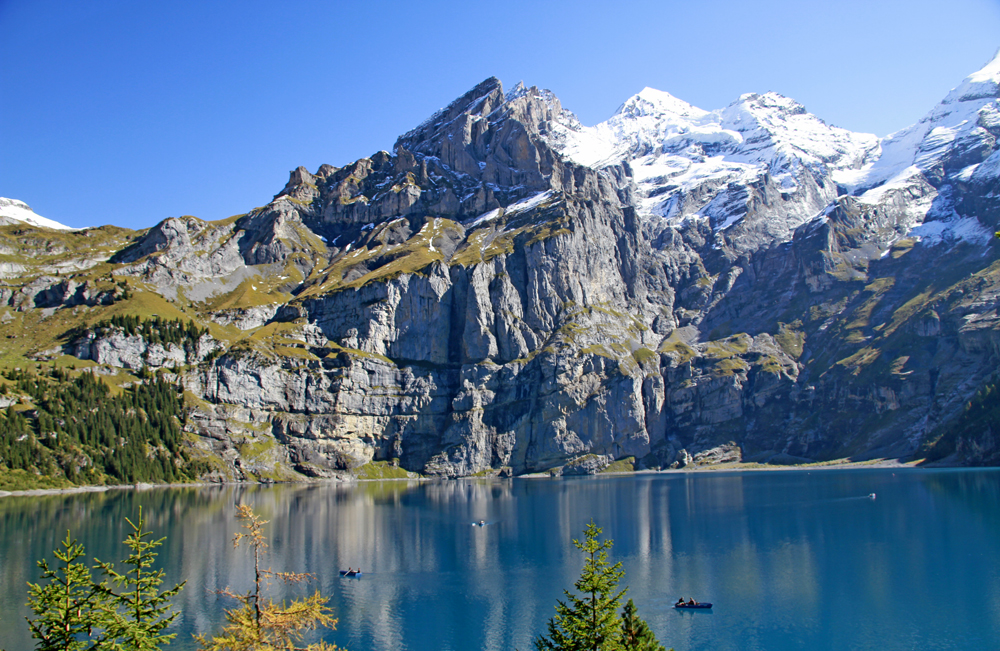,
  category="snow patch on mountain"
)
[551,88,714,168]
[547,88,878,236]
[972,149,1000,183]
[536,48,1000,254]
[910,213,993,246]
[505,190,555,214]
[541,49,1000,250]
[836,49,1000,197]
[468,190,555,227]
[0,198,73,230]
[944,47,1000,104]
[826,50,1000,248]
